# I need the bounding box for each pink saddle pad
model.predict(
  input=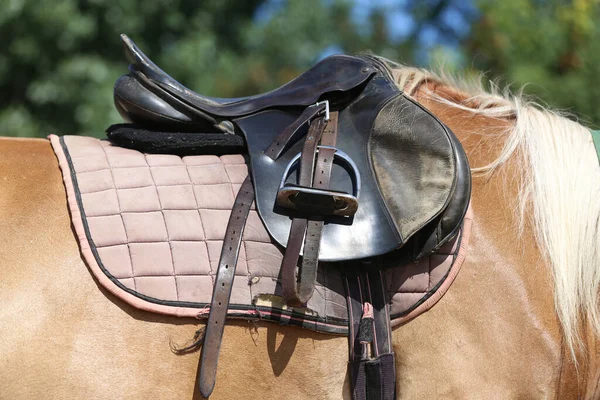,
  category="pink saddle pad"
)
[50,135,472,333]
